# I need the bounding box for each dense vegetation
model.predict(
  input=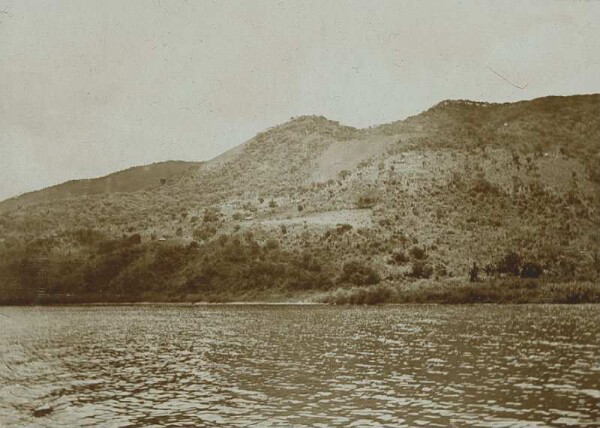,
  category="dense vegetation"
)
[1,95,598,304]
